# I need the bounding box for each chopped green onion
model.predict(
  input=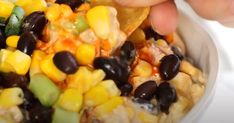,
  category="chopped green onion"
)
[12,6,24,20]
[74,16,89,34]
[5,6,24,36]
[29,74,61,107]
[52,107,80,123]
